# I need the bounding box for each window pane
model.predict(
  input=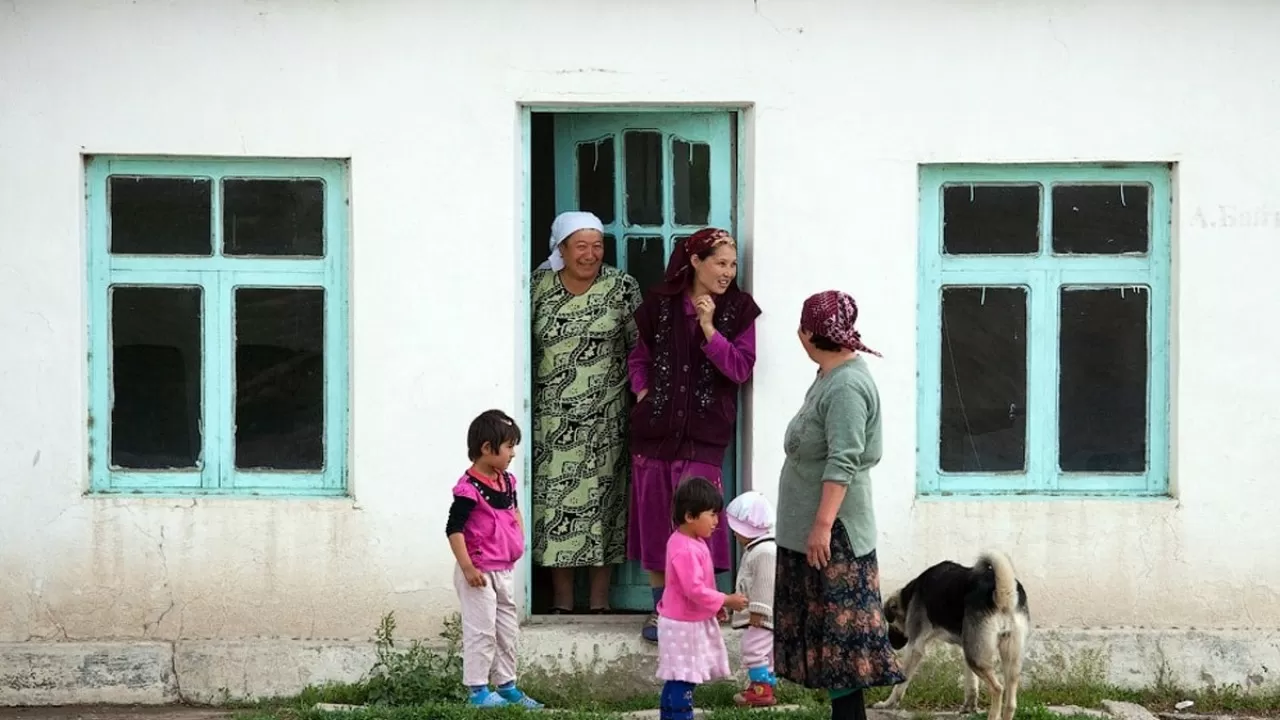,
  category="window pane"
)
[602,233,618,269]
[626,235,666,294]
[942,184,1040,255]
[1059,287,1148,472]
[672,139,711,226]
[110,286,202,469]
[234,288,325,471]
[624,131,663,226]
[1052,184,1150,255]
[223,178,325,257]
[109,176,212,256]
[577,138,616,225]
[939,286,1028,472]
